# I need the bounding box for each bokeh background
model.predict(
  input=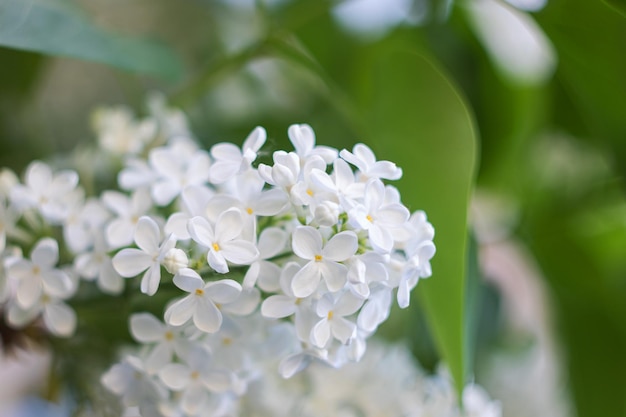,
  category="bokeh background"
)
[1,0,625,416]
